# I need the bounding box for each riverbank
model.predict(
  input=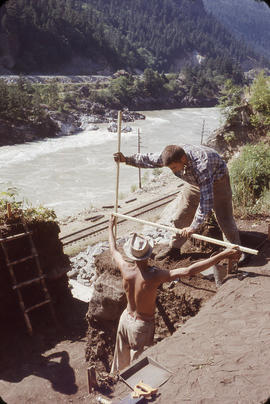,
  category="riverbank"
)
[0,72,218,147]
